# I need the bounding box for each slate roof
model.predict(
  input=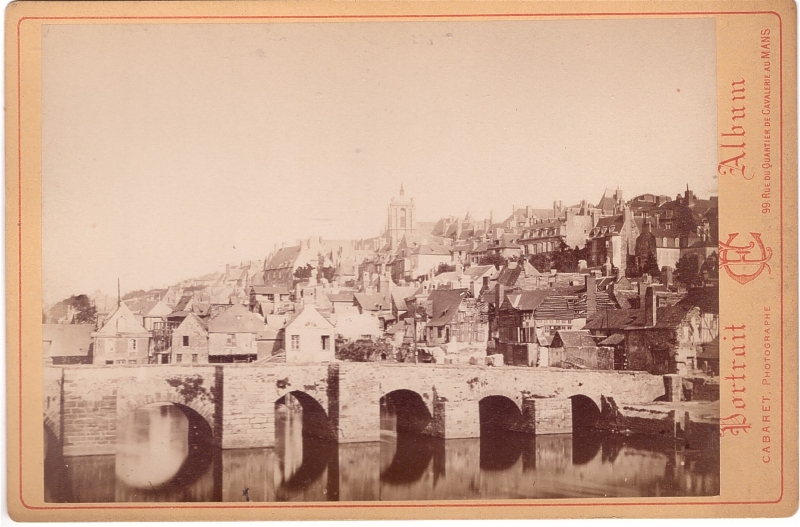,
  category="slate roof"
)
[327,292,355,303]
[391,286,419,312]
[469,242,489,254]
[590,215,624,237]
[173,295,193,312]
[584,309,645,331]
[427,289,469,327]
[554,330,597,348]
[464,265,495,279]
[126,299,158,315]
[597,189,619,212]
[496,265,523,287]
[42,324,94,358]
[598,333,625,346]
[207,303,265,333]
[413,244,452,256]
[266,246,302,270]
[516,289,554,311]
[354,293,391,311]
